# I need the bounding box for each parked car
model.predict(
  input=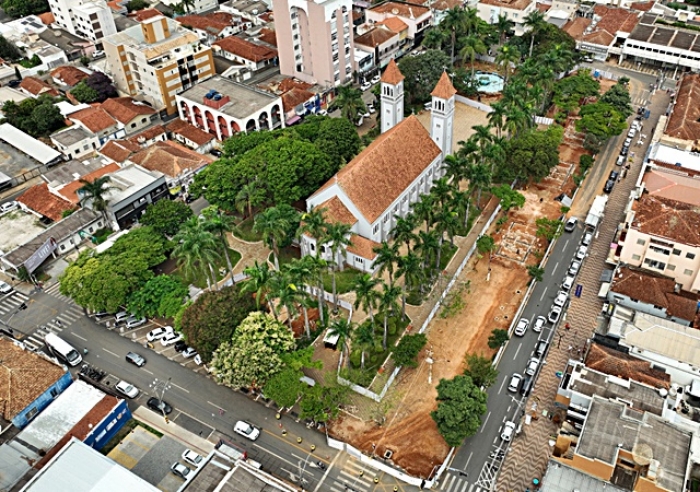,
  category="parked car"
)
[568,260,581,276]
[147,326,171,342]
[525,357,539,376]
[564,217,577,233]
[161,331,183,346]
[182,449,203,467]
[548,305,562,323]
[532,316,546,333]
[92,49,104,58]
[501,421,516,441]
[576,245,588,260]
[620,146,629,156]
[367,102,376,113]
[514,318,529,337]
[535,339,549,358]
[371,74,381,84]
[115,311,129,324]
[125,351,146,367]
[508,373,523,393]
[561,275,574,291]
[616,155,625,166]
[174,340,187,352]
[194,354,203,365]
[171,462,191,479]
[624,137,632,147]
[147,397,173,414]
[234,420,261,441]
[603,179,615,193]
[182,347,197,358]
[0,280,12,294]
[609,170,619,181]
[126,316,147,329]
[582,232,593,246]
[627,127,637,138]
[209,148,222,157]
[0,201,17,214]
[554,290,568,307]
[360,81,371,91]
[115,380,139,398]
[7,79,21,88]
